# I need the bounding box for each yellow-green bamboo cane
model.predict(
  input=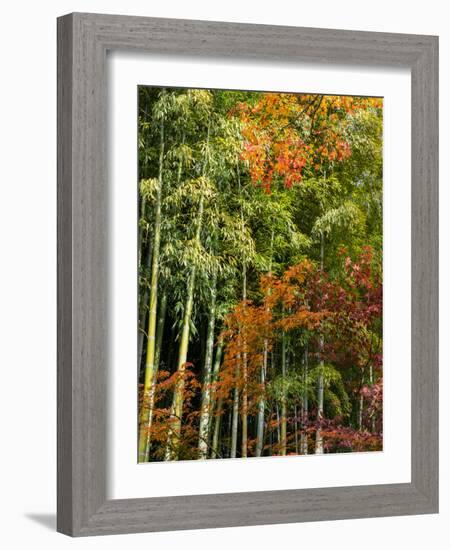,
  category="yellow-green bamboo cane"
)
[138,95,165,463]
[165,123,211,460]
[198,271,218,459]
[146,291,167,440]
